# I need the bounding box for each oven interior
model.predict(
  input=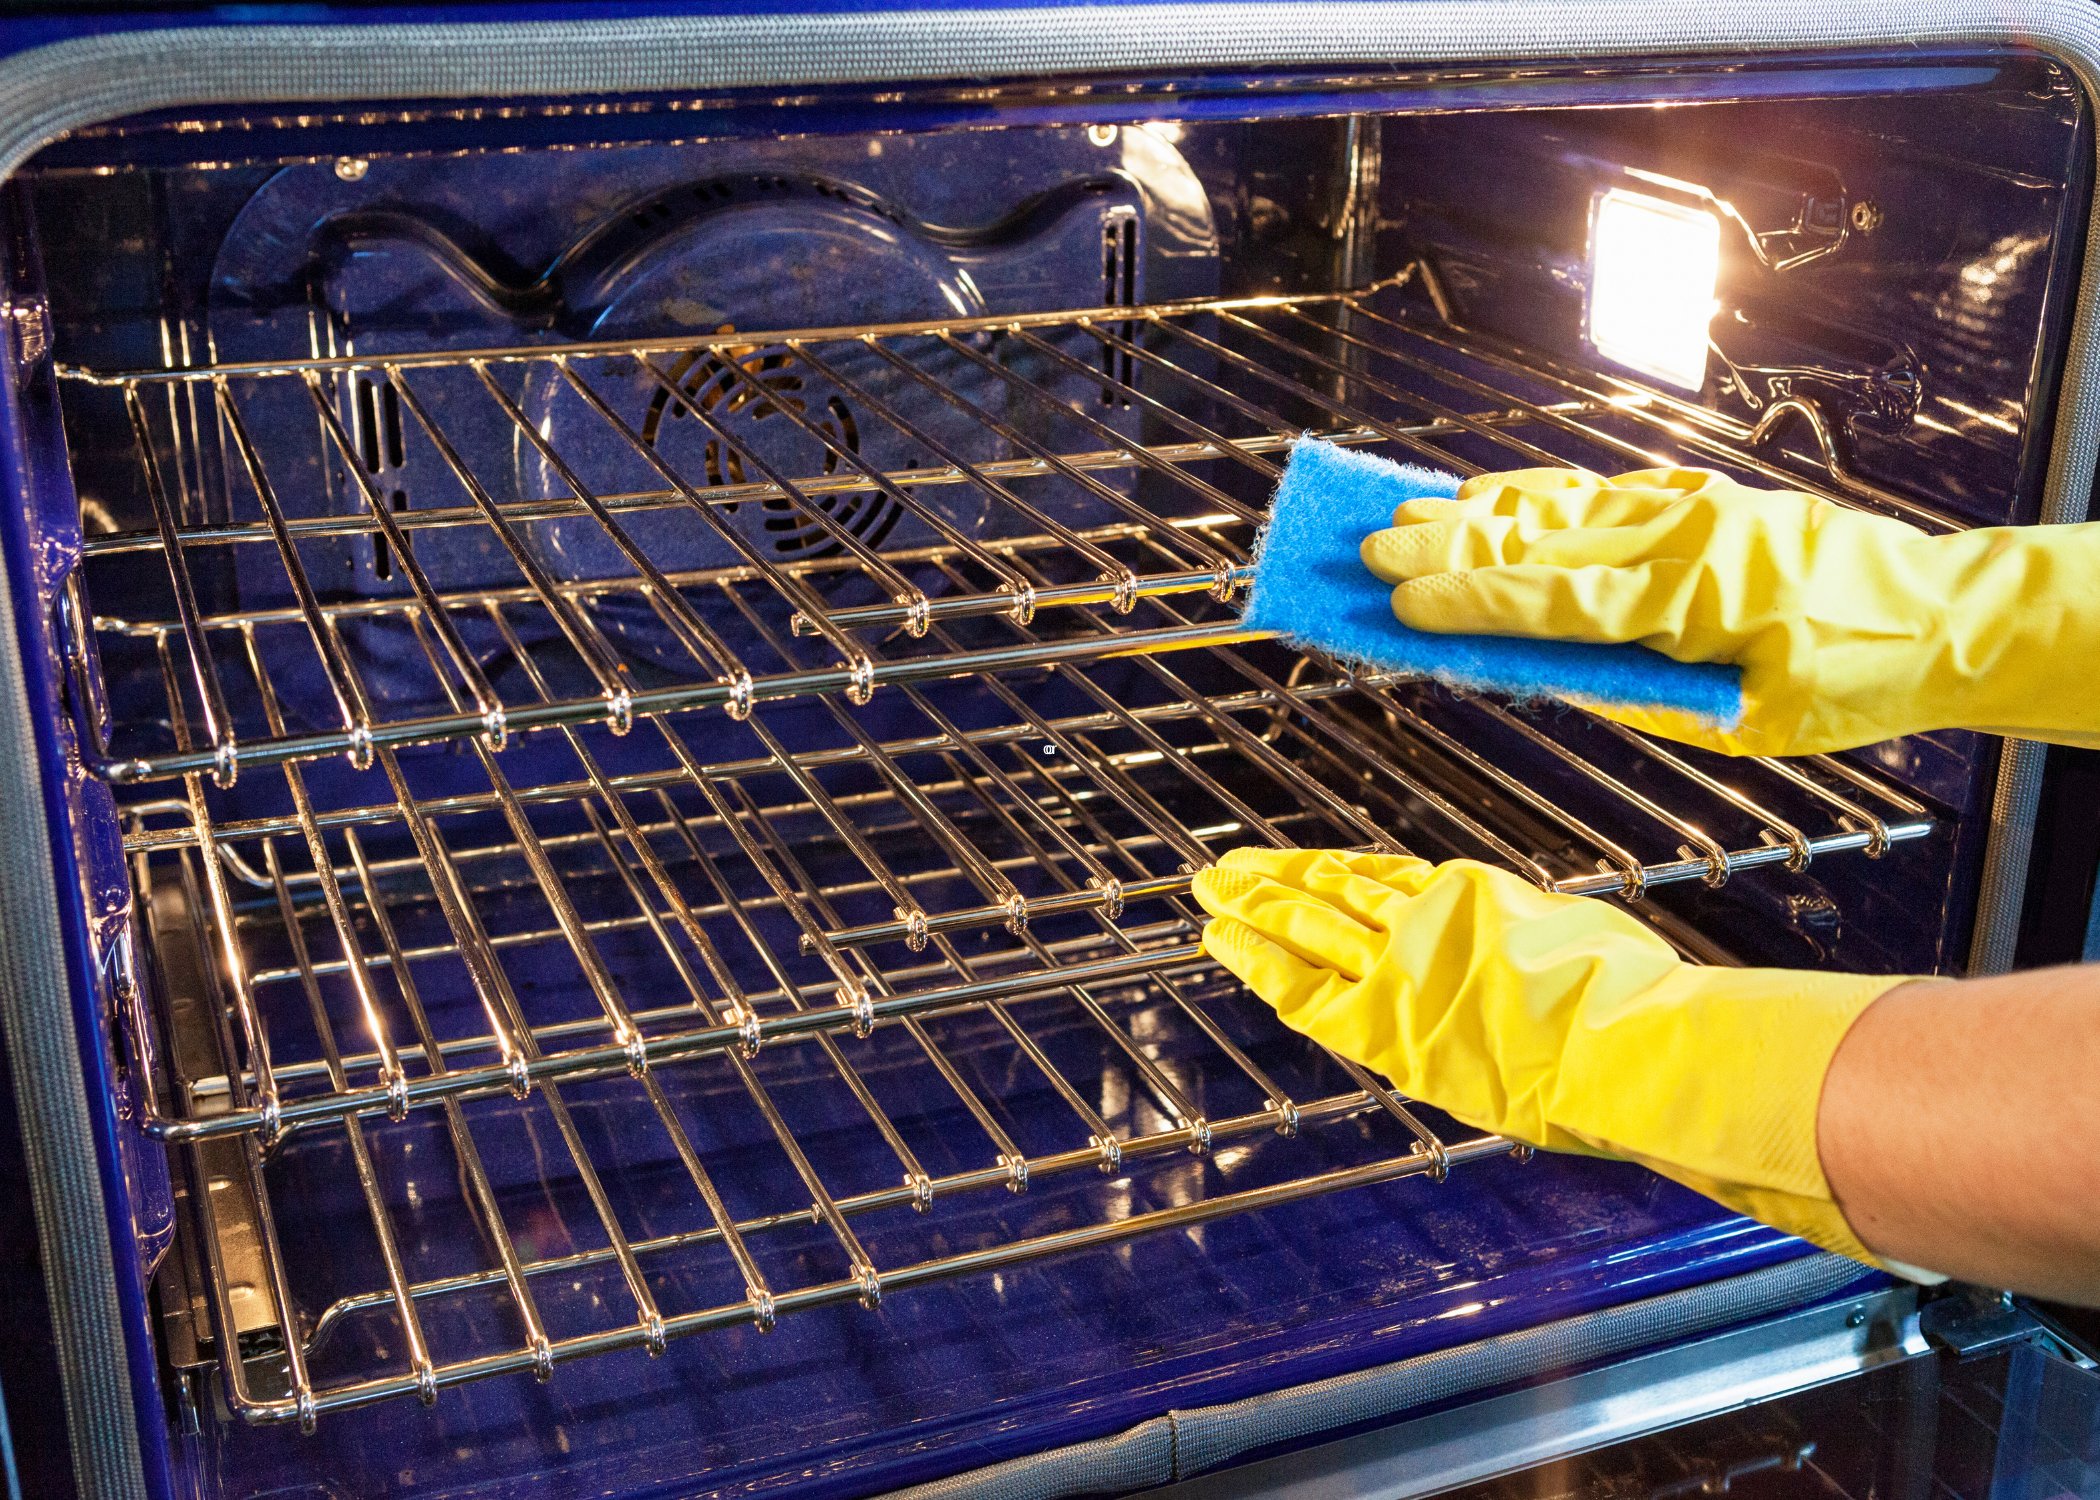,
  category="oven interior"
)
[7,46,2086,1500]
